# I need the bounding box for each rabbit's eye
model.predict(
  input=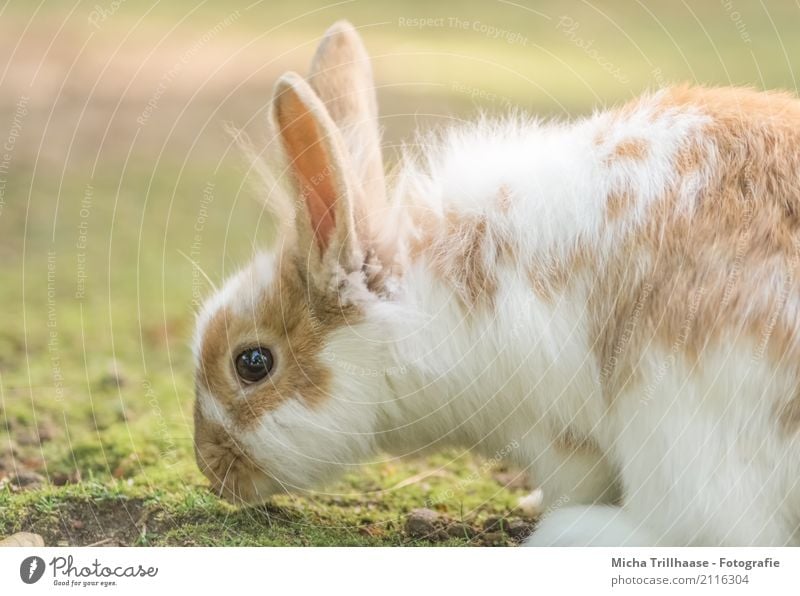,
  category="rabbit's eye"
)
[234,347,274,383]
